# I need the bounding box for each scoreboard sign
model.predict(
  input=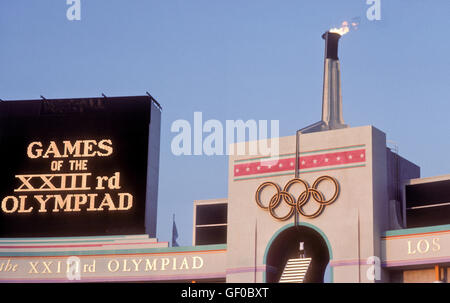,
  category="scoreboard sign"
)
[0,96,161,237]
